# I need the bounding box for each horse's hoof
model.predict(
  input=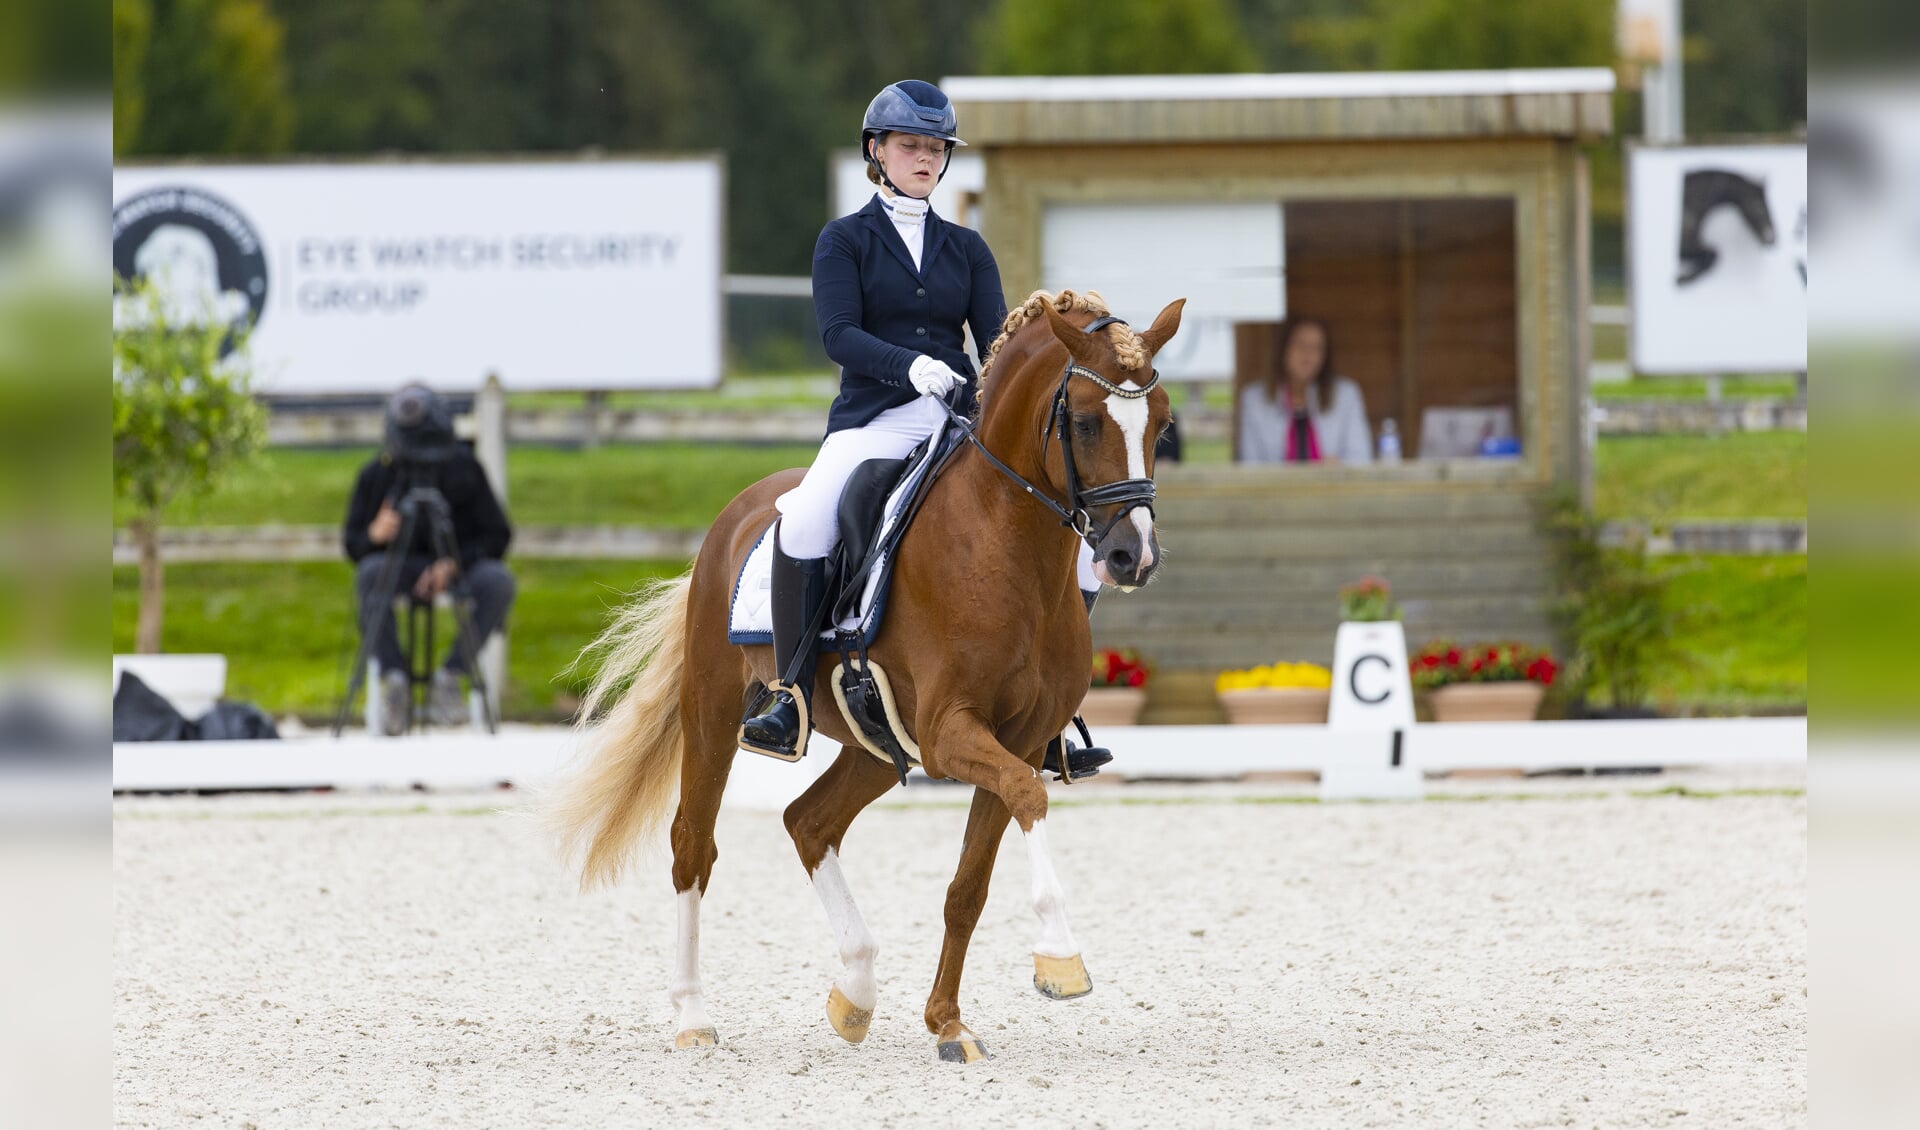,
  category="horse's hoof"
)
[936,1025,990,1064]
[1033,952,1093,1000]
[672,1026,719,1049]
[826,985,873,1044]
